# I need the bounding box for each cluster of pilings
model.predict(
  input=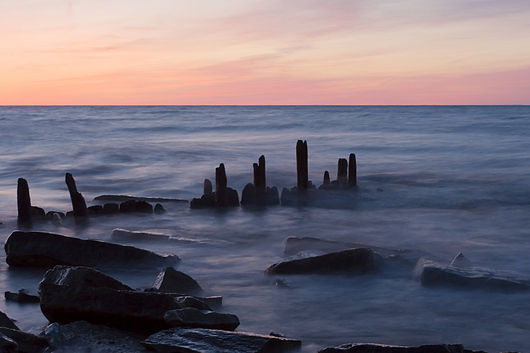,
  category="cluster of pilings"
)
[191,140,358,209]
[16,174,165,225]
